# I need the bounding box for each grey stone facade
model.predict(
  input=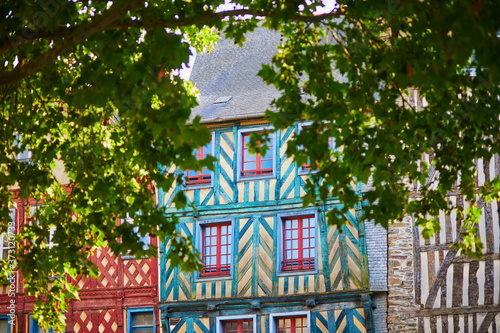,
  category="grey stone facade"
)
[387,215,418,332]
